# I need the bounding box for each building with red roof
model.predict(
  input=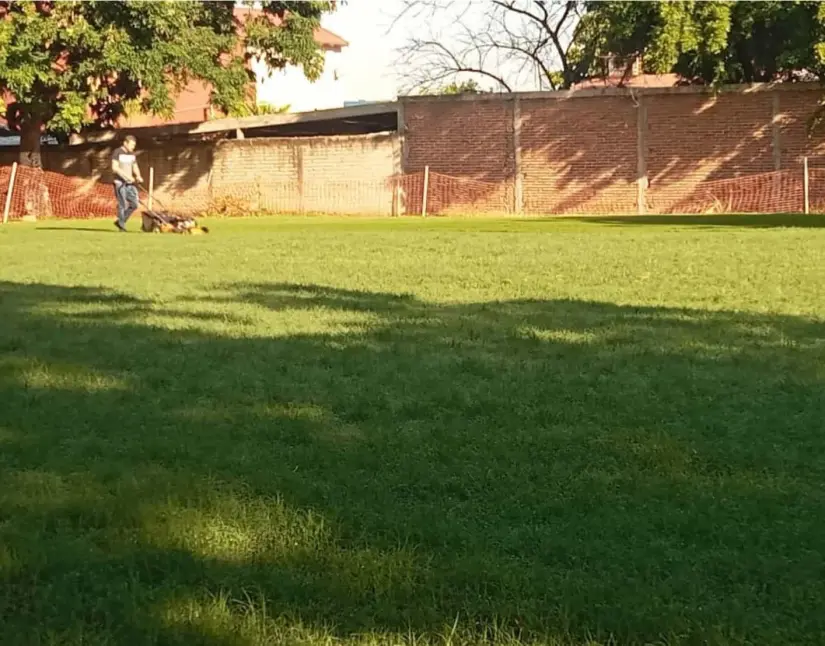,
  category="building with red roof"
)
[571,55,679,90]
